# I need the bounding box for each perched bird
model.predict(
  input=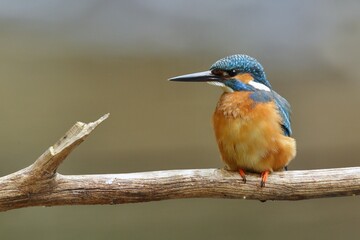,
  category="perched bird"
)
[169,54,296,187]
